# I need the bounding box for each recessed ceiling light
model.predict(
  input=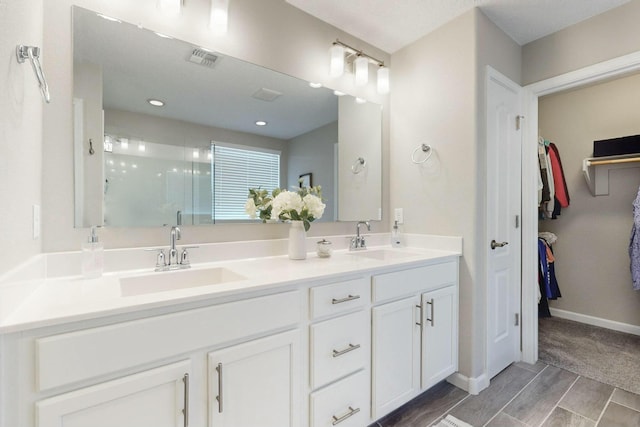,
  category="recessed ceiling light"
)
[96,13,122,23]
[333,90,346,96]
[148,99,165,107]
[255,120,267,126]
[309,82,323,88]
